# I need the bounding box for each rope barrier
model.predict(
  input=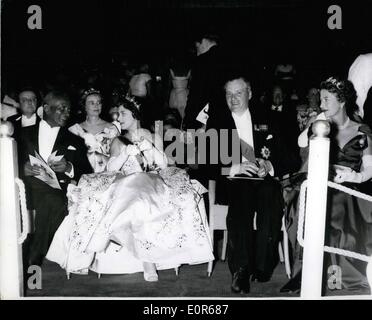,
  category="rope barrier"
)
[15,178,30,244]
[298,179,371,263]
